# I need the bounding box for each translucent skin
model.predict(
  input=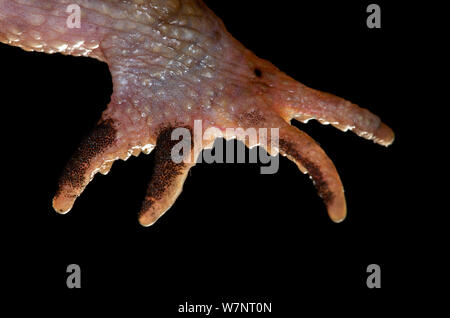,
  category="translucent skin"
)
[0,0,394,226]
